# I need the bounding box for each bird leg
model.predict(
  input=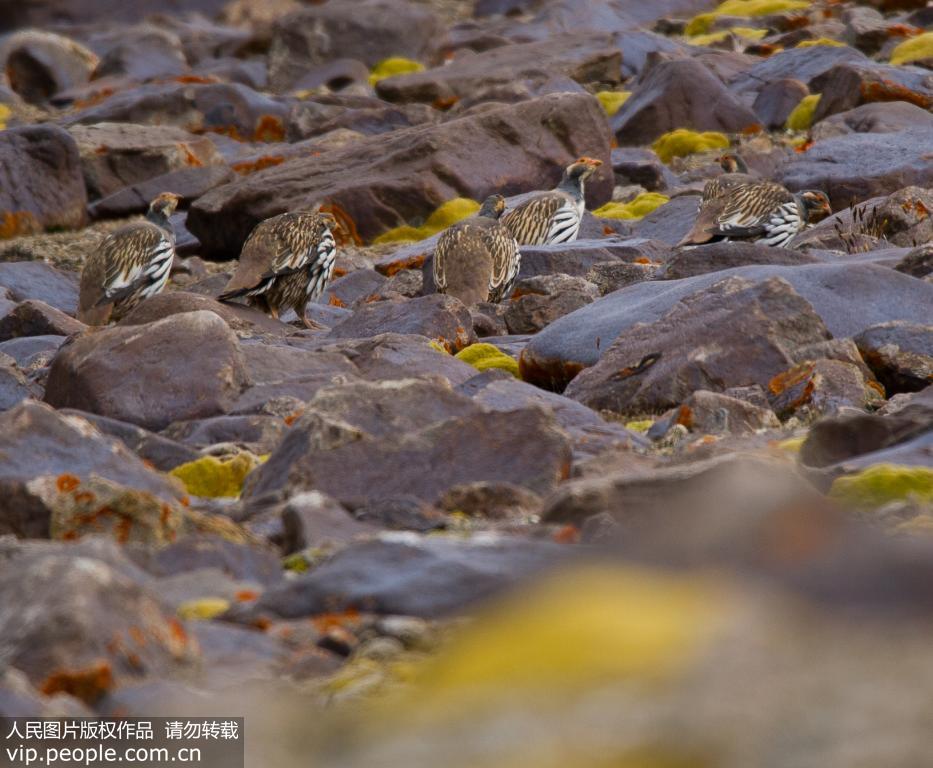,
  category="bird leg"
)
[301,312,325,330]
